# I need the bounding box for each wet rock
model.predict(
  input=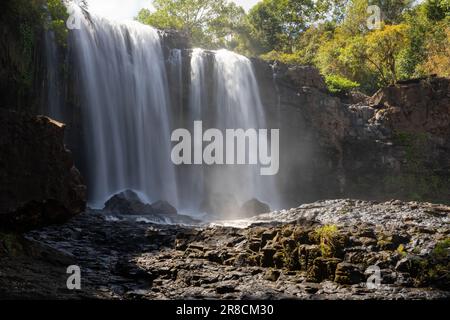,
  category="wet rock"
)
[104,190,153,215]
[205,250,223,264]
[261,230,278,248]
[2,199,449,300]
[216,285,238,294]
[261,246,277,268]
[248,238,261,252]
[298,245,322,271]
[308,257,341,282]
[263,269,281,282]
[395,255,426,276]
[240,199,270,217]
[334,263,365,285]
[302,282,321,294]
[151,200,177,215]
